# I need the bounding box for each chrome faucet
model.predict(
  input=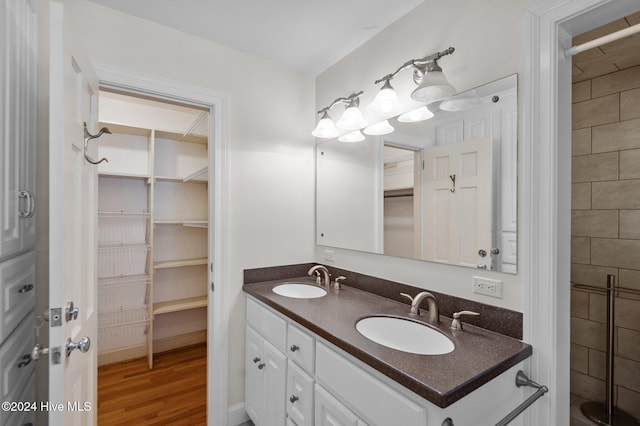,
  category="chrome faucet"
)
[308,265,330,286]
[400,291,439,323]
